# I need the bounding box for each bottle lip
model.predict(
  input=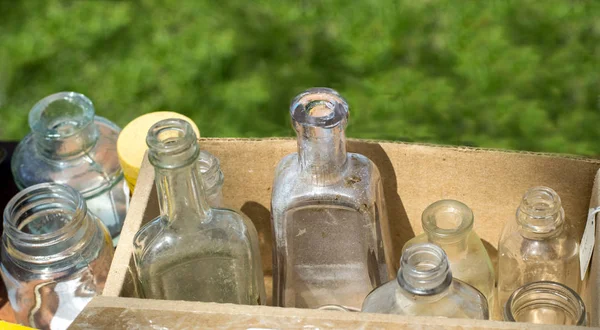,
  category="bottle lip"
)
[504,281,586,325]
[397,243,452,296]
[3,183,86,244]
[28,92,95,138]
[422,199,474,241]
[290,87,349,129]
[147,118,200,169]
[198,150,224,189]
[517,186,564,235]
